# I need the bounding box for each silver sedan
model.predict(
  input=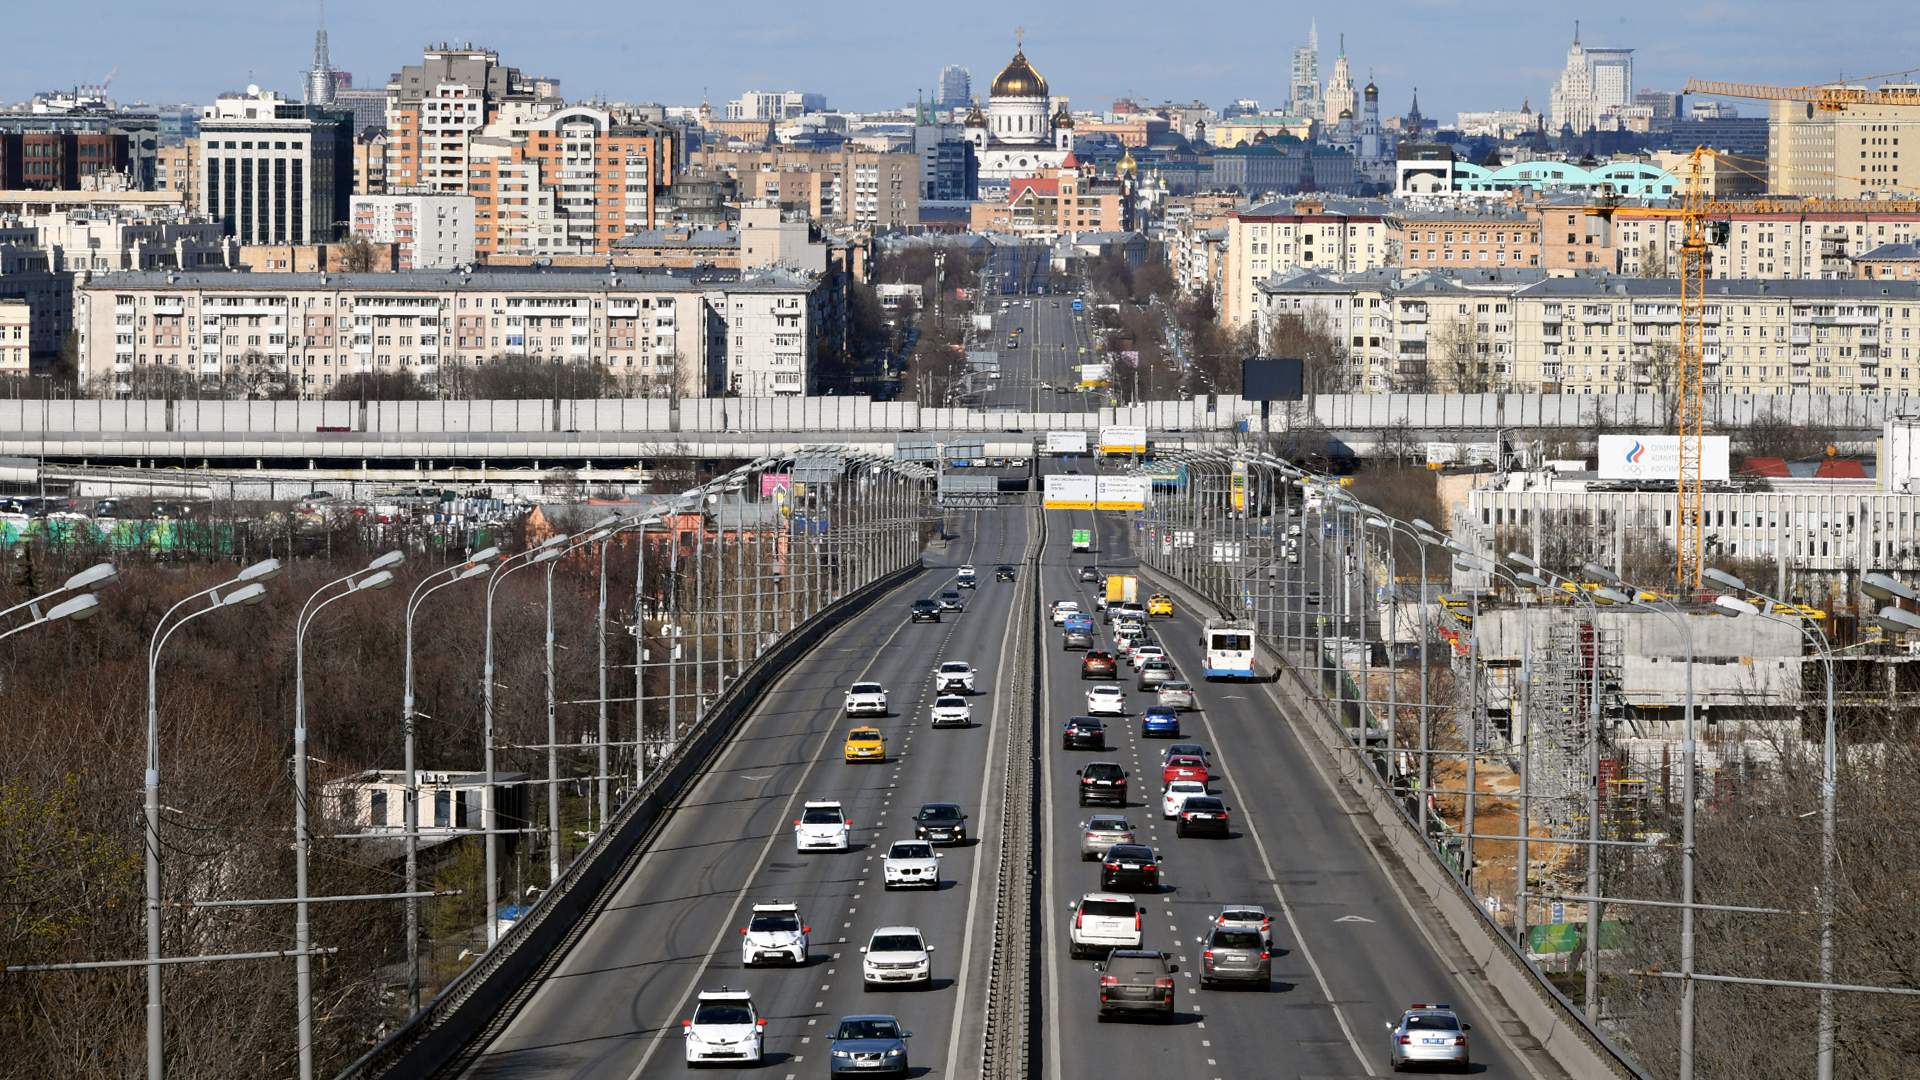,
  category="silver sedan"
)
[1079,814,1136,861]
